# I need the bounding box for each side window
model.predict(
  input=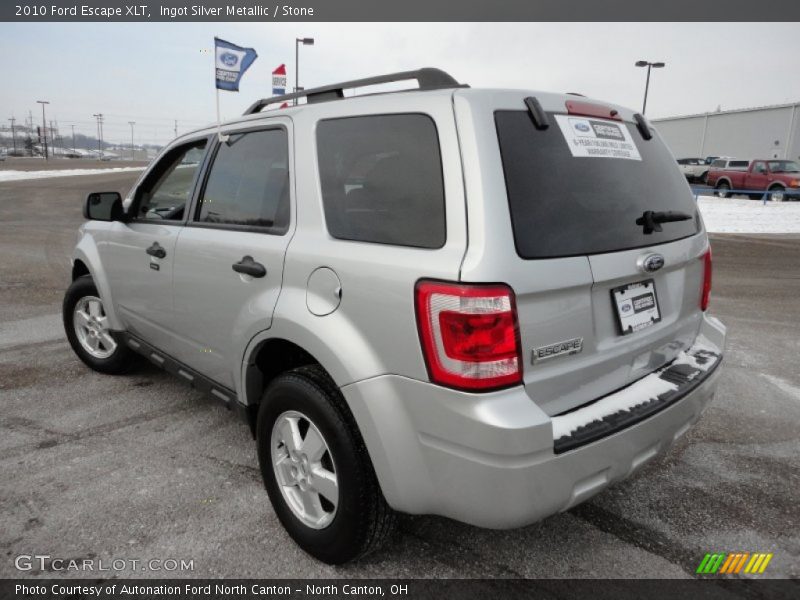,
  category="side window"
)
[711,159,725,168]
[754,161,767,174]
[134,140,207,221]
[316,114,446,249]
[195,128,290,233]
